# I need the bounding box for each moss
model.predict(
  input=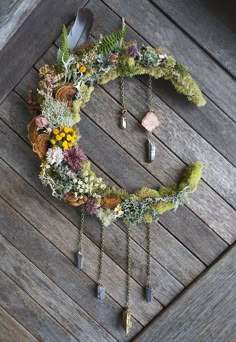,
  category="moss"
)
[151,201,176,214]
[72,83,94,123]
[144,212,154,224]
[134,187,160,199]
[178,161,203,192]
